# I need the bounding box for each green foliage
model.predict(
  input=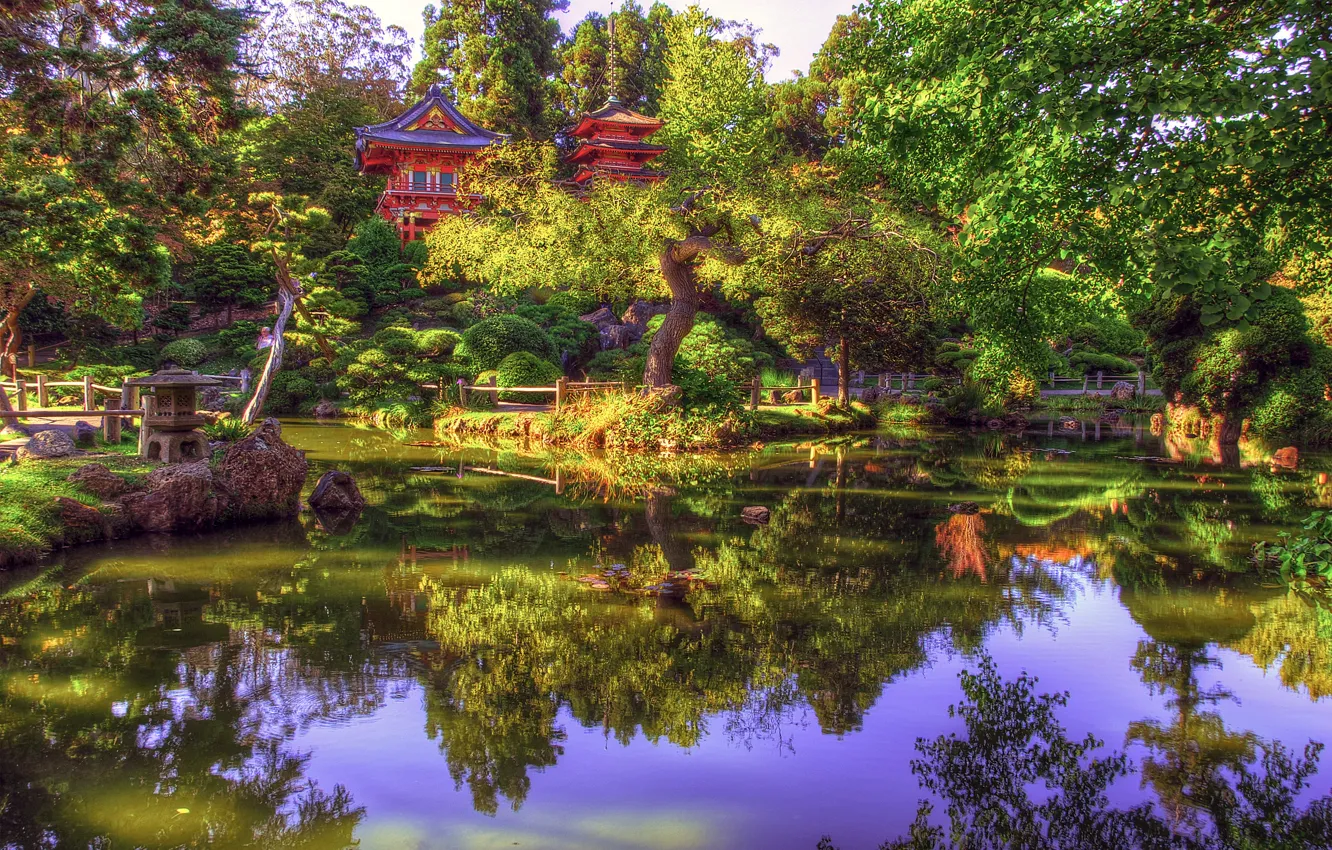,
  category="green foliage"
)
[760,366,797,388]
[496,352,563,403]
[417,329,461,358]
[180,244,271,319]
[1067,352,1137,376]
[202,419,255,442]
[1139,288,1328,422]
[267,372,318,414]
[1064,320,1145,358]
[553,2,674,119]
[1258,511,1332,596]
[411,0,565,139]
[844,0,1332,366]
[217,321,263,357]
[160,339,209,368]
[457,315,557,372]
